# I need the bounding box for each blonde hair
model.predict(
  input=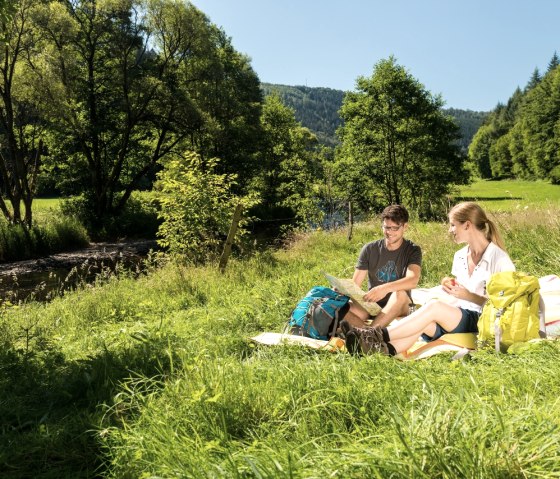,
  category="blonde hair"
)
[449,202,506,250]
